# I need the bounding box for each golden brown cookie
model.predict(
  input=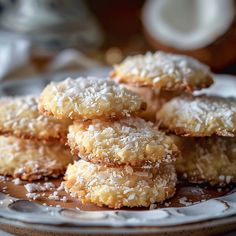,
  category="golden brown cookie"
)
[0,135,73,181]
[157,95,236,137]
[173,136,236,186]
[0,96,70,142]
[64,159,176,209]
[39,77,146,121]
[67,117,179,167]
[121,84,181,121]
[111,51,213,92]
